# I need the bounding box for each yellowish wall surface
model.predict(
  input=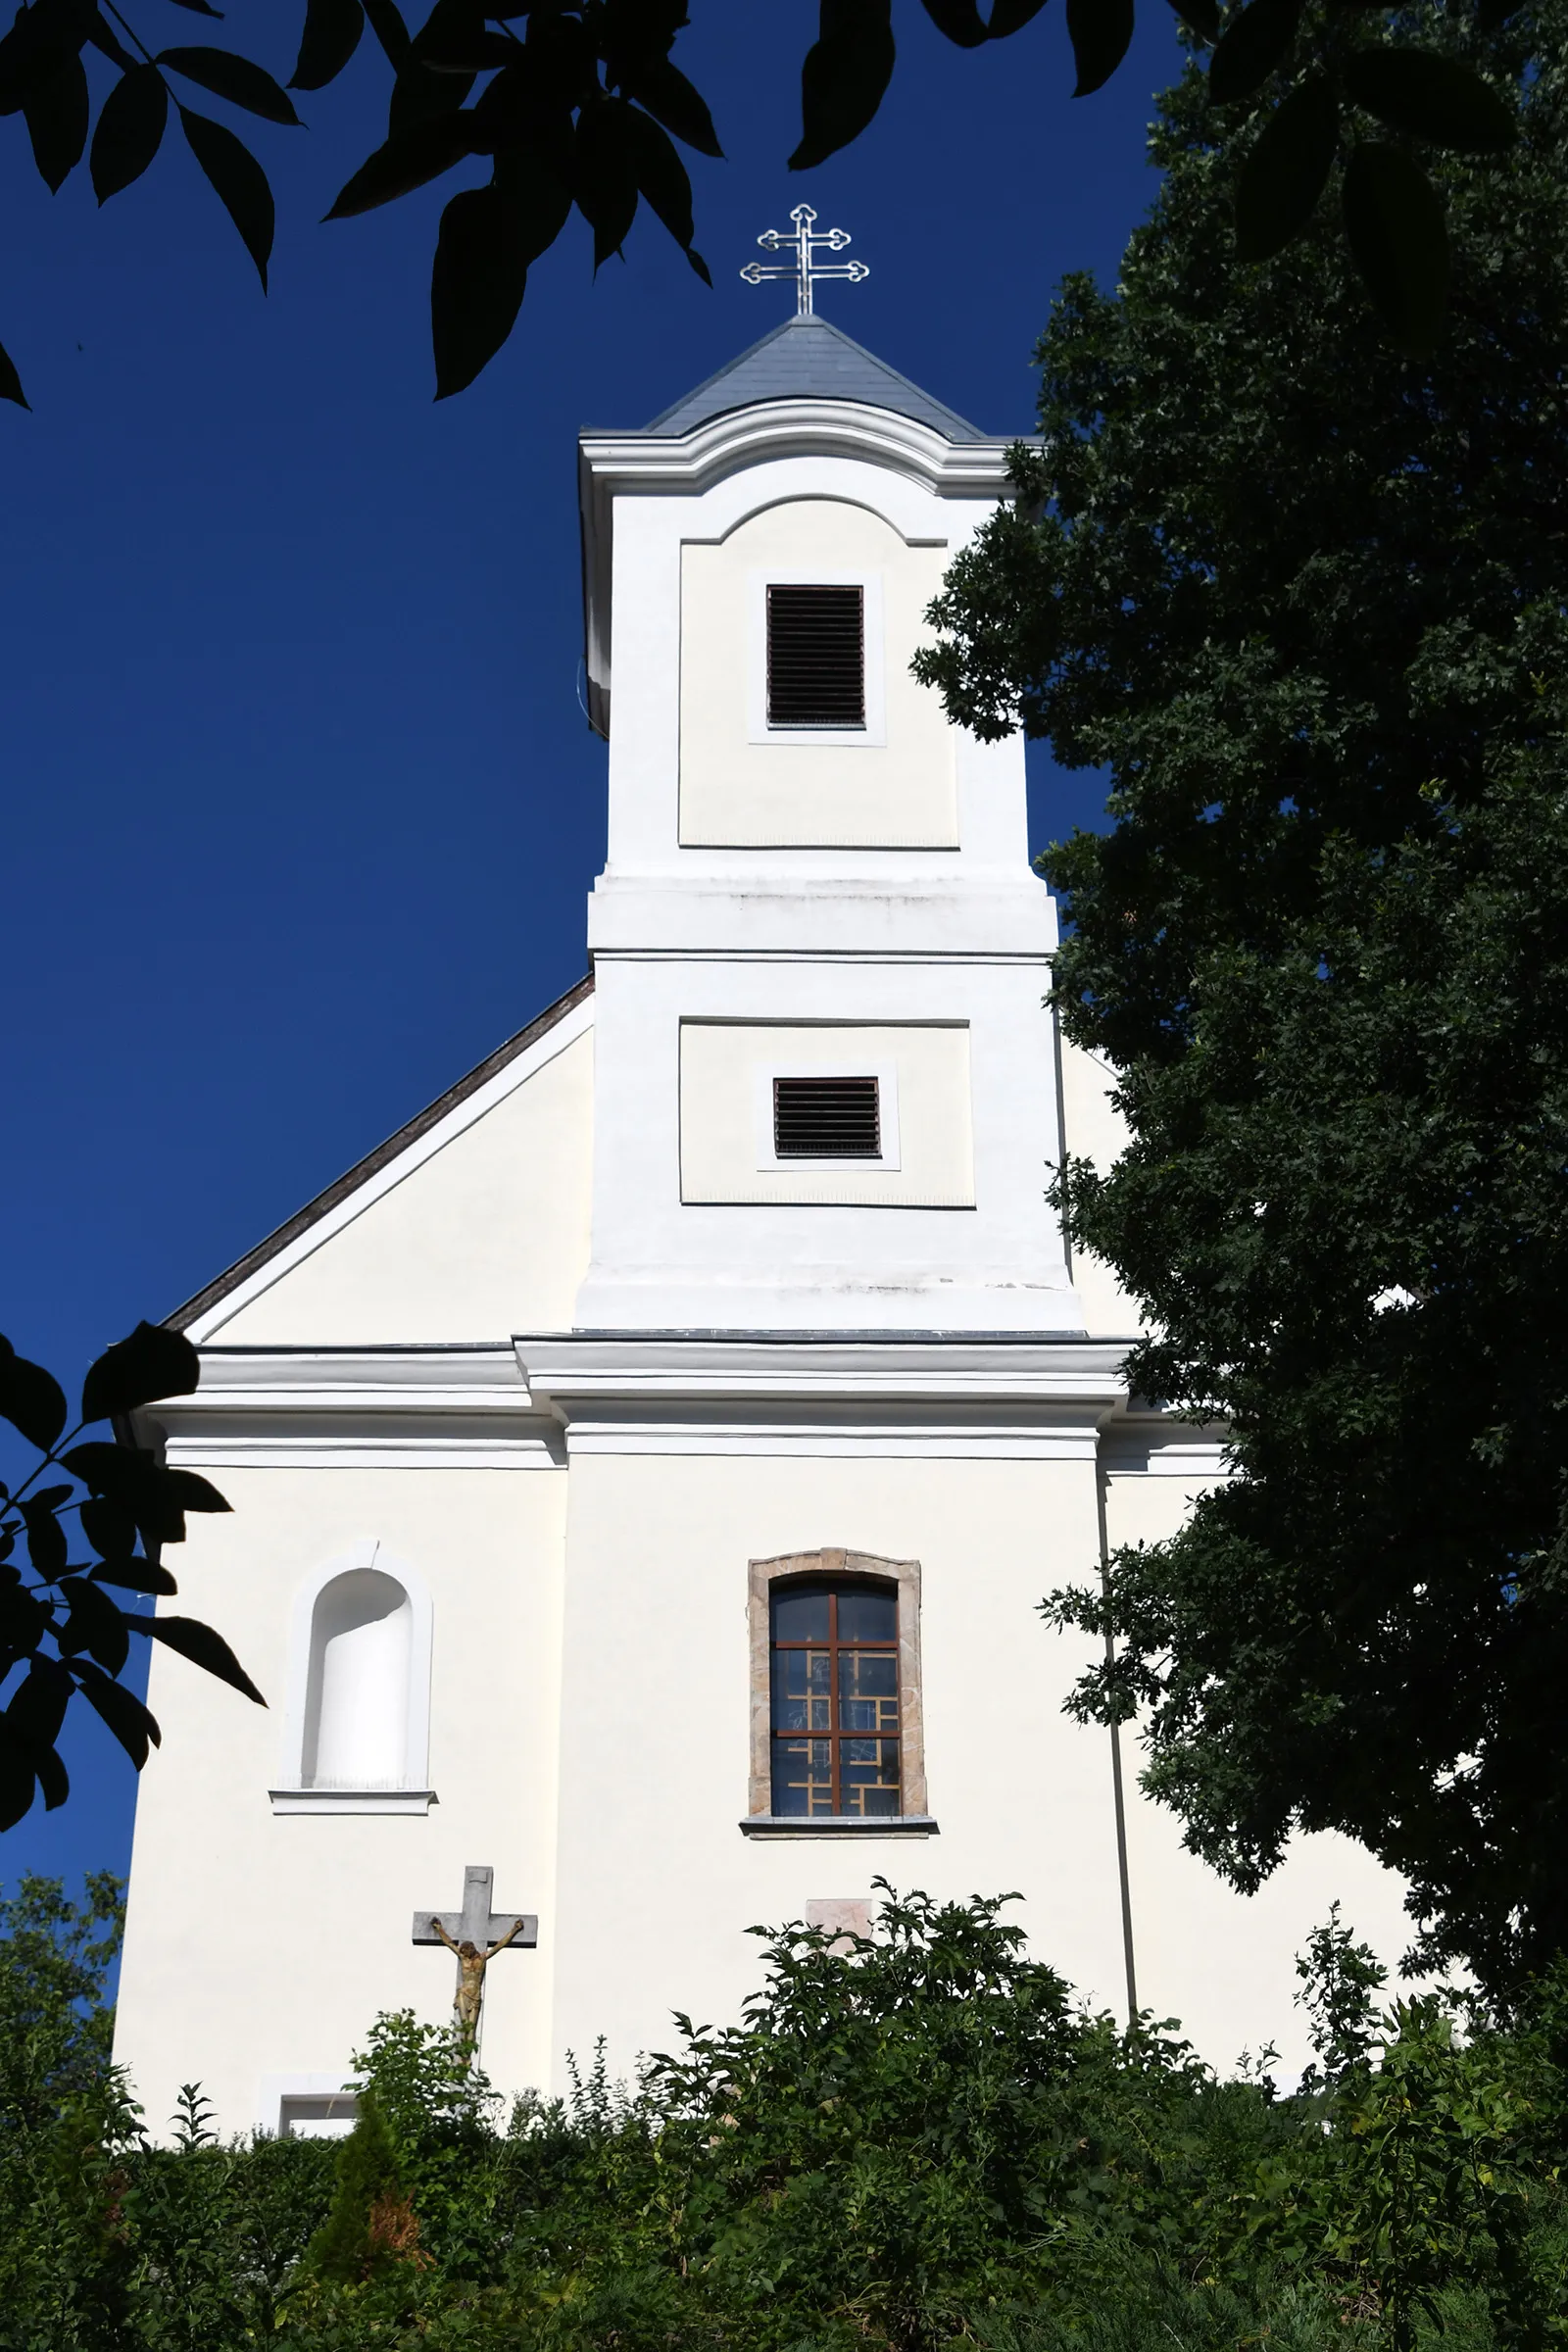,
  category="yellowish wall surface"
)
[679,500,956,848]
[216,1030,593,1344]
[113,1465,568,2134]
